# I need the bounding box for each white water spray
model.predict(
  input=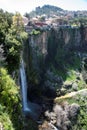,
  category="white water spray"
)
[20,60,31,113]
